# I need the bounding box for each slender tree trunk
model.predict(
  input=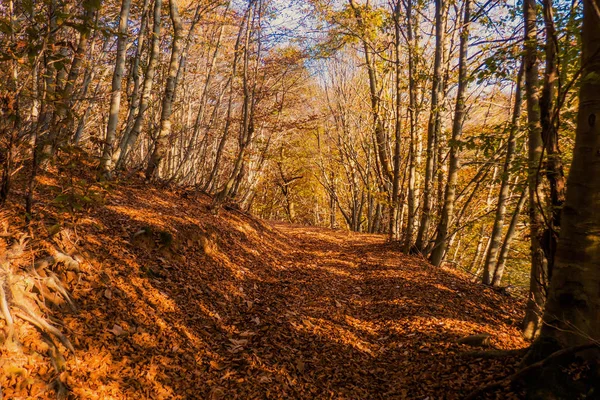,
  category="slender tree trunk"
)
[112,0,151,164]
[116,0,163,170]
[416,0,445,253]
[51,6,97,147]
[173,4,229,180]
[482,62,524,284]
[35,0,58,162]
[492,188,528,286]
[205,3,251,193]
[523,0,547,341]
[100,0,132,173]
[389,0,403,241]
[404,0,419,251]
[146,0,183,180]
[0,0,19,205]
[430,0,471,267]
[214,0,261,203]
[28,0,58,218]
[540,0,567,280]
[347,0,392,185]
